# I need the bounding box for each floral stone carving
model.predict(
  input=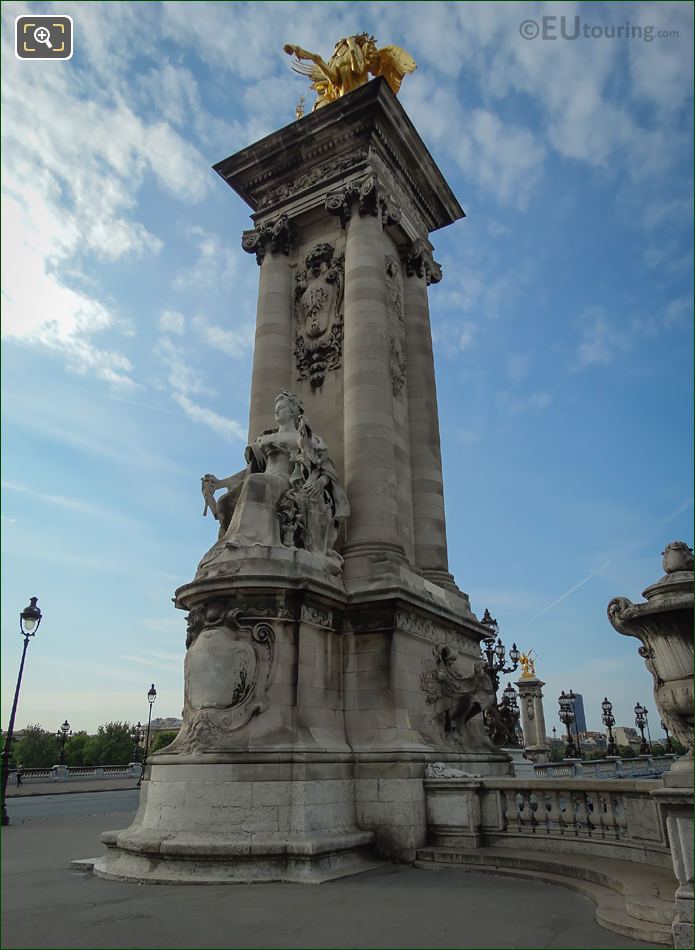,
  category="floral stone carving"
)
[294,243,344,388]
[199,391,349,573]
[170,601,276,753]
